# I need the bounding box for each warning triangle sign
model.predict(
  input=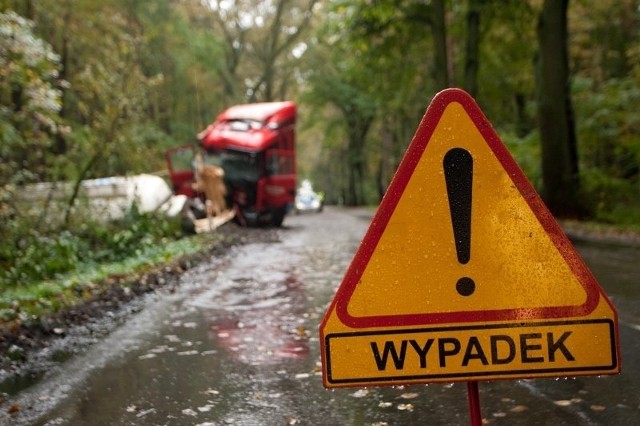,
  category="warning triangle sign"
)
[333,89,603,328]
[320,89,619,388]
